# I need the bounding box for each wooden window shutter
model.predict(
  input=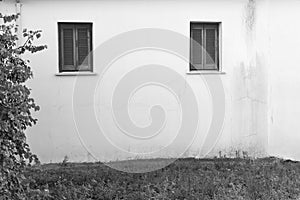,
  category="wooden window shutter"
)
[76,26,91,71]
[204,25,218,70]
[190,22,219,71]
[60,25,76,71]
[190,25,203,70]
[59,23,93,72]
